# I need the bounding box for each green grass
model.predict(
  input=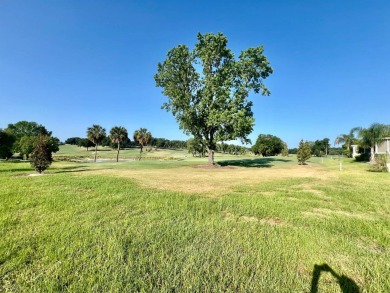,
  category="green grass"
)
[1,148,389,292]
